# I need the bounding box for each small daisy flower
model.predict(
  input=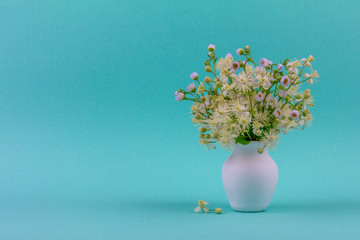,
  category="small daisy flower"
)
[208,44,215,52]
[259,58,269,67]
[231,61,240,70]
[190,72,198,80]
[273,108,283,118]
[194,200,209,213]
[255,92,265,101]
[277,64,283,70]
[186,82,196,92]
[279,90,288,98]
[174,91,185,101]
[280,75,290,87]
[290,110,300,120]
